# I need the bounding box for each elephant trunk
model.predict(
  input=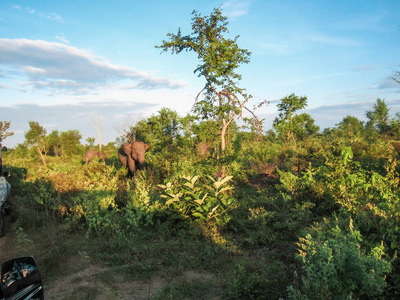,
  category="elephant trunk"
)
[137,155,146,170]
